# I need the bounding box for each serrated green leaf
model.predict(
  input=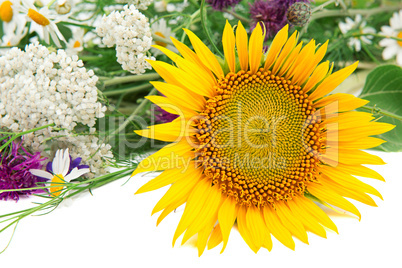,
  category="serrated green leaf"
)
[358,65,402,152]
